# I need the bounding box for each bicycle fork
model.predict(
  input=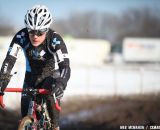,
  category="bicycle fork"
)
[42,102,52,129]
[28,101,38,130]
[28,100,52,129]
